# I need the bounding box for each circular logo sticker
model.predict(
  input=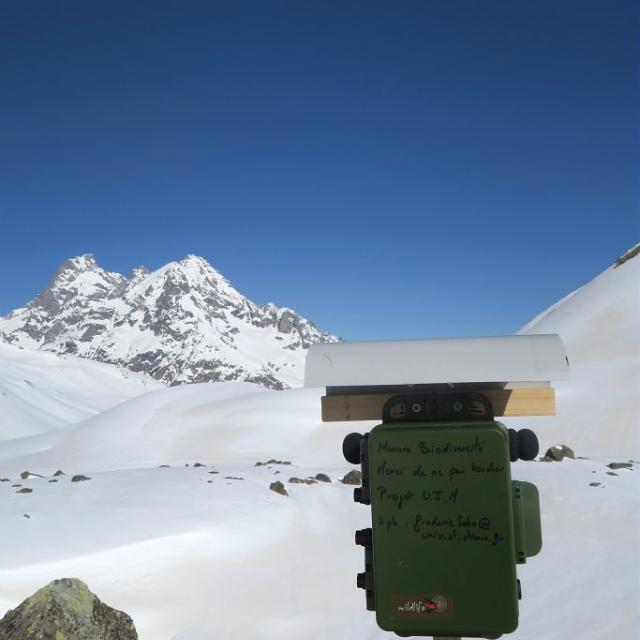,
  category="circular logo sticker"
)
[428,595,448,613]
